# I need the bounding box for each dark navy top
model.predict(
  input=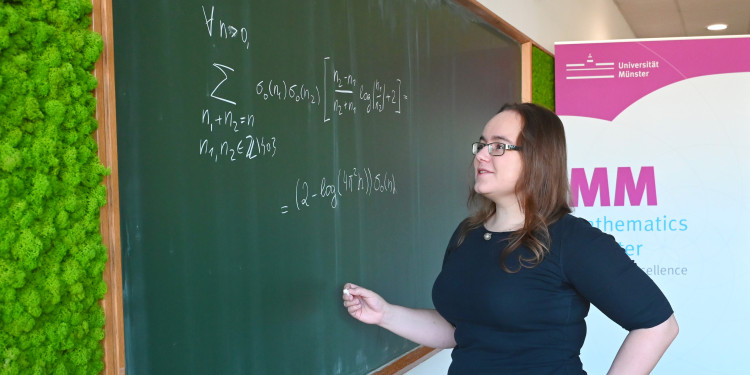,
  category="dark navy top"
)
[432,214,673,375]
